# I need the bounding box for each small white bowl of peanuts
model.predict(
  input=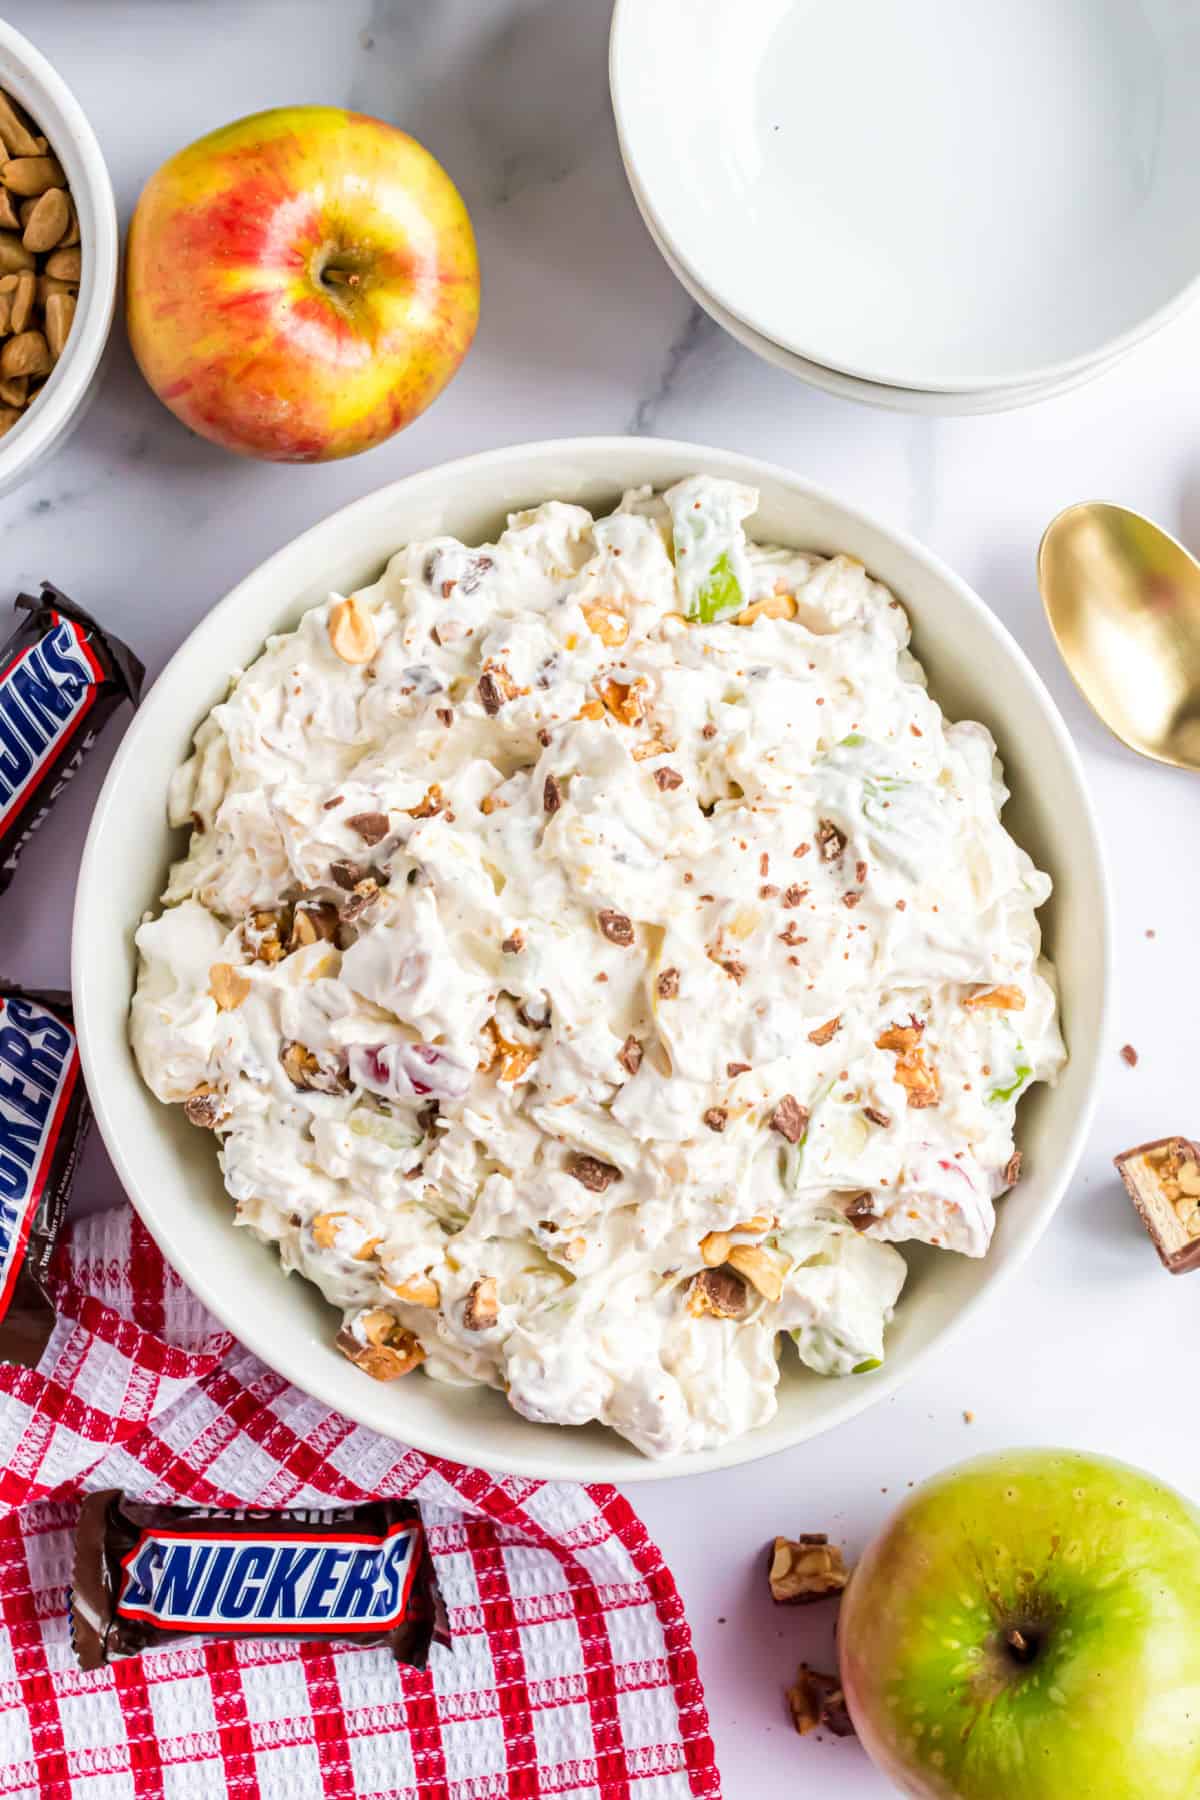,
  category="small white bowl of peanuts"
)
[0,21,117,496]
